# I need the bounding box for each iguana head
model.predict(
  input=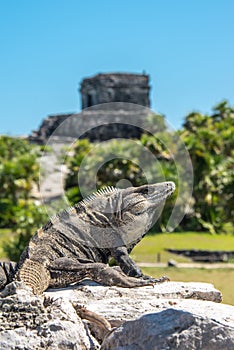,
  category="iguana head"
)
[119,181,175,215]
[74,181,176,248]
[116,182,176,243]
